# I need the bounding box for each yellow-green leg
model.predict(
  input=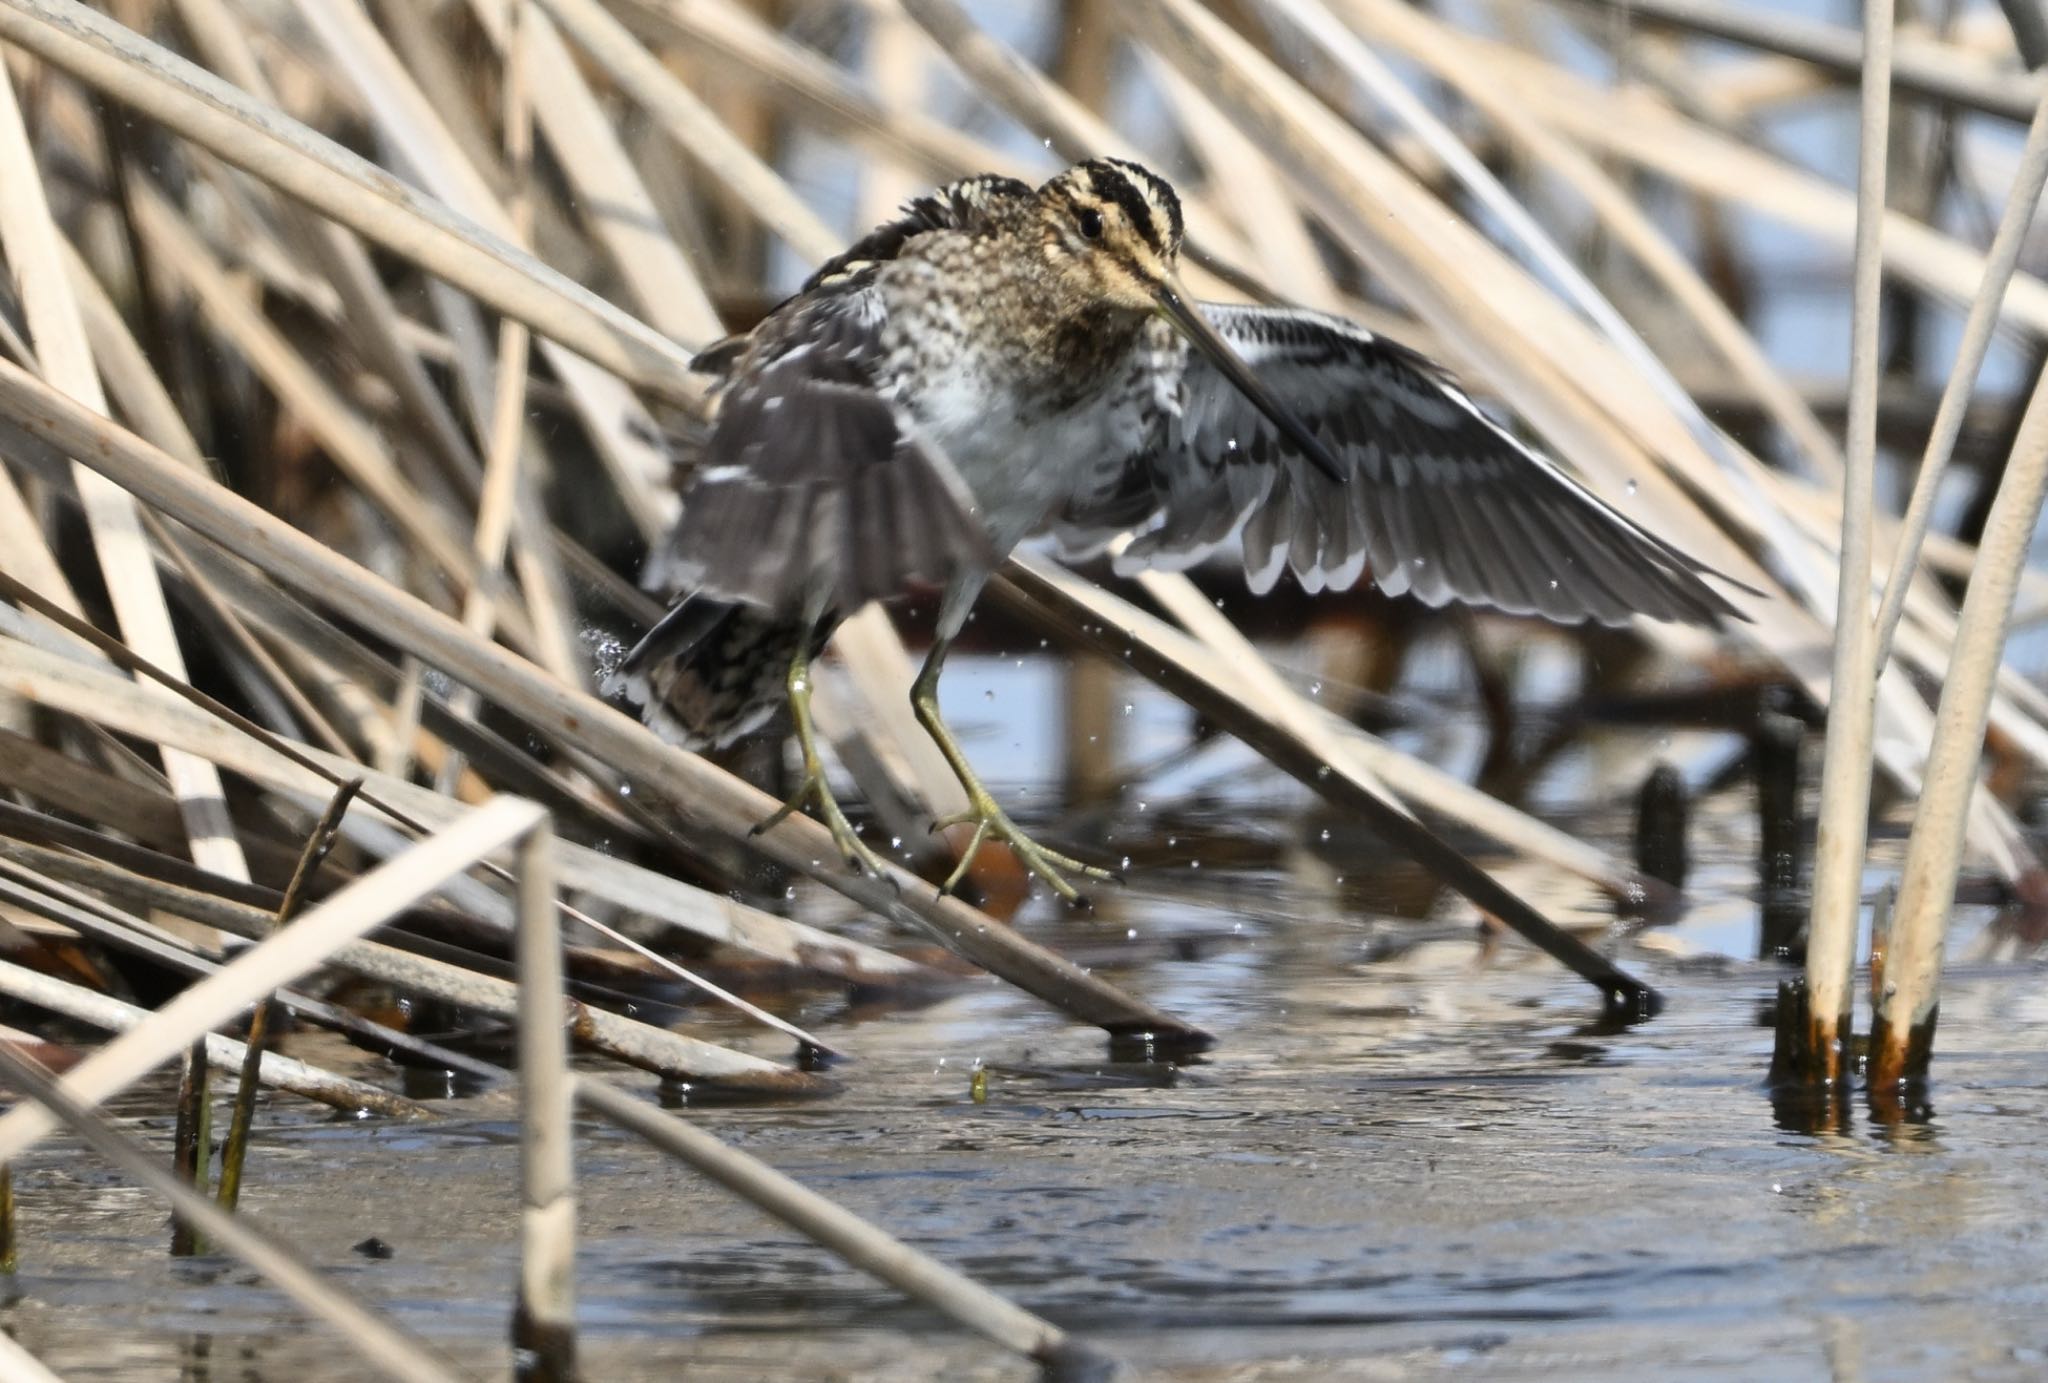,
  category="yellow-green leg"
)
[752,639,892,880]
[912,639,1118,905]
